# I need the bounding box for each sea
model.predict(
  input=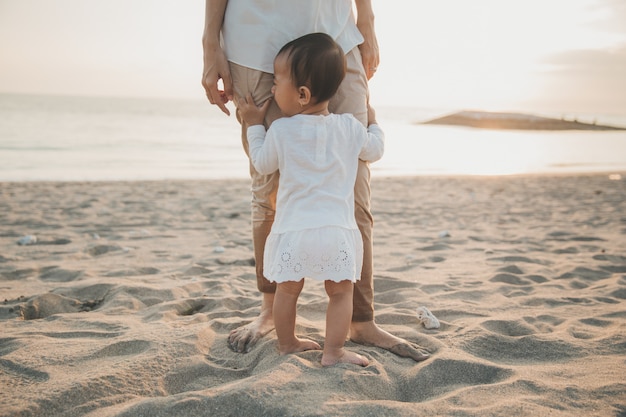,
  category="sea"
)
[2,93,626,182]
